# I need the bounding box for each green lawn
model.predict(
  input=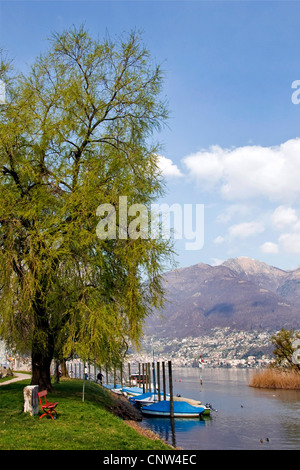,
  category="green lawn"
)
[0,378,172,450]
